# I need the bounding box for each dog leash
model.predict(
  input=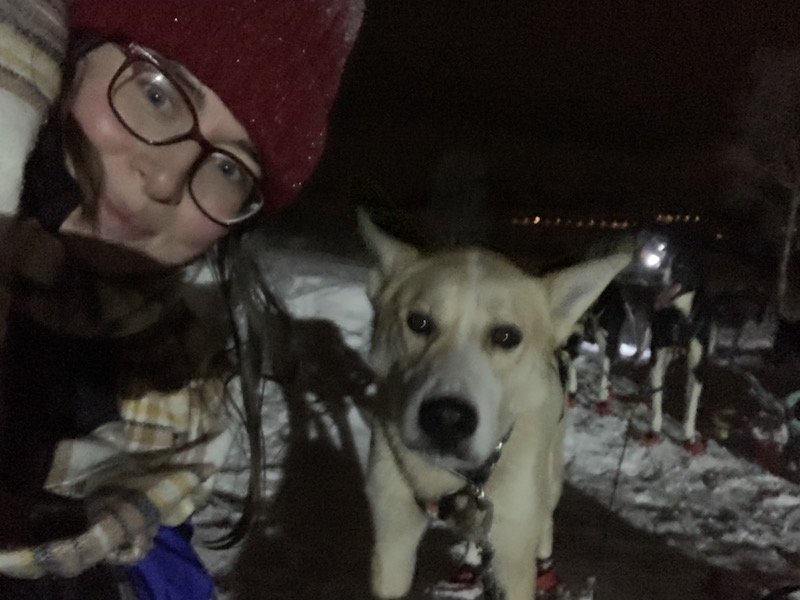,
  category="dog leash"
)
[607,407,634,512]
[392,419,517,600]
[420,483,505,600]
[433,426,515,600]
